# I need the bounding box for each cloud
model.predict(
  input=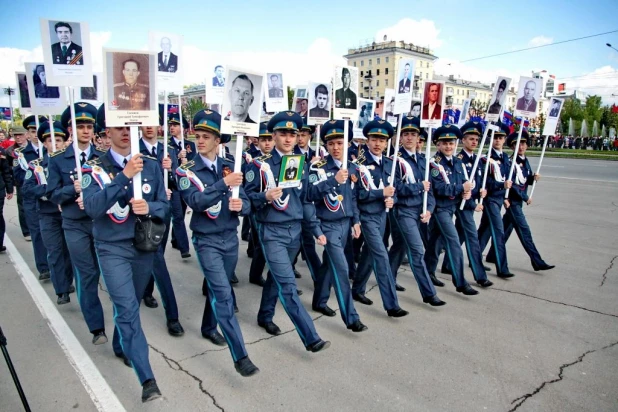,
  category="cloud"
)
[561,65,618,105]
[433,58,522,88]
[374,18,443,49]
[528,36,553,47]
